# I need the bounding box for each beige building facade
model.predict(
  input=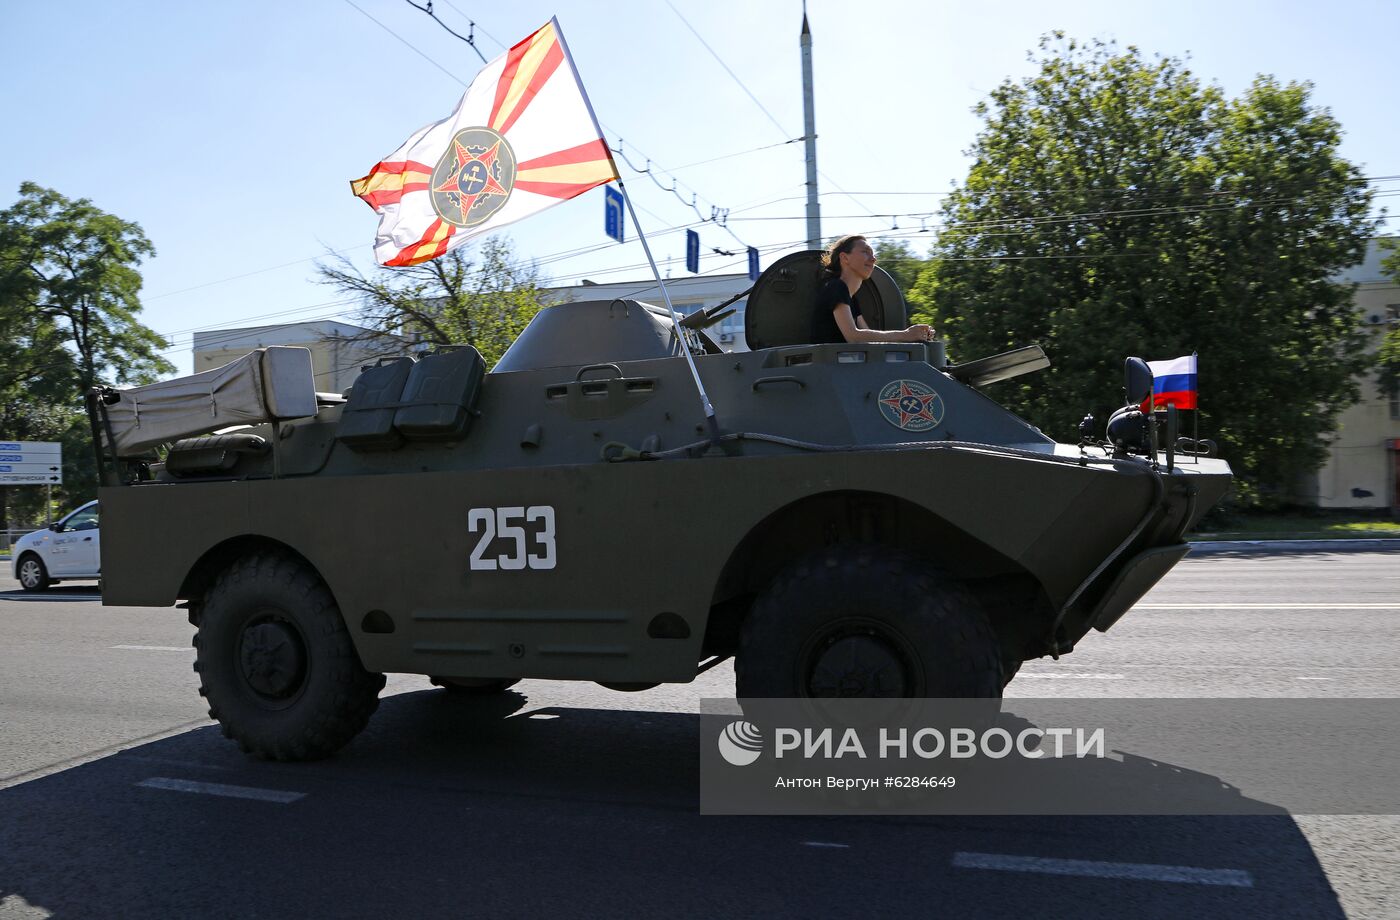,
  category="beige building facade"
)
[191,320,412,394]
[1306,238,1400,510]
[543,273,753,351]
